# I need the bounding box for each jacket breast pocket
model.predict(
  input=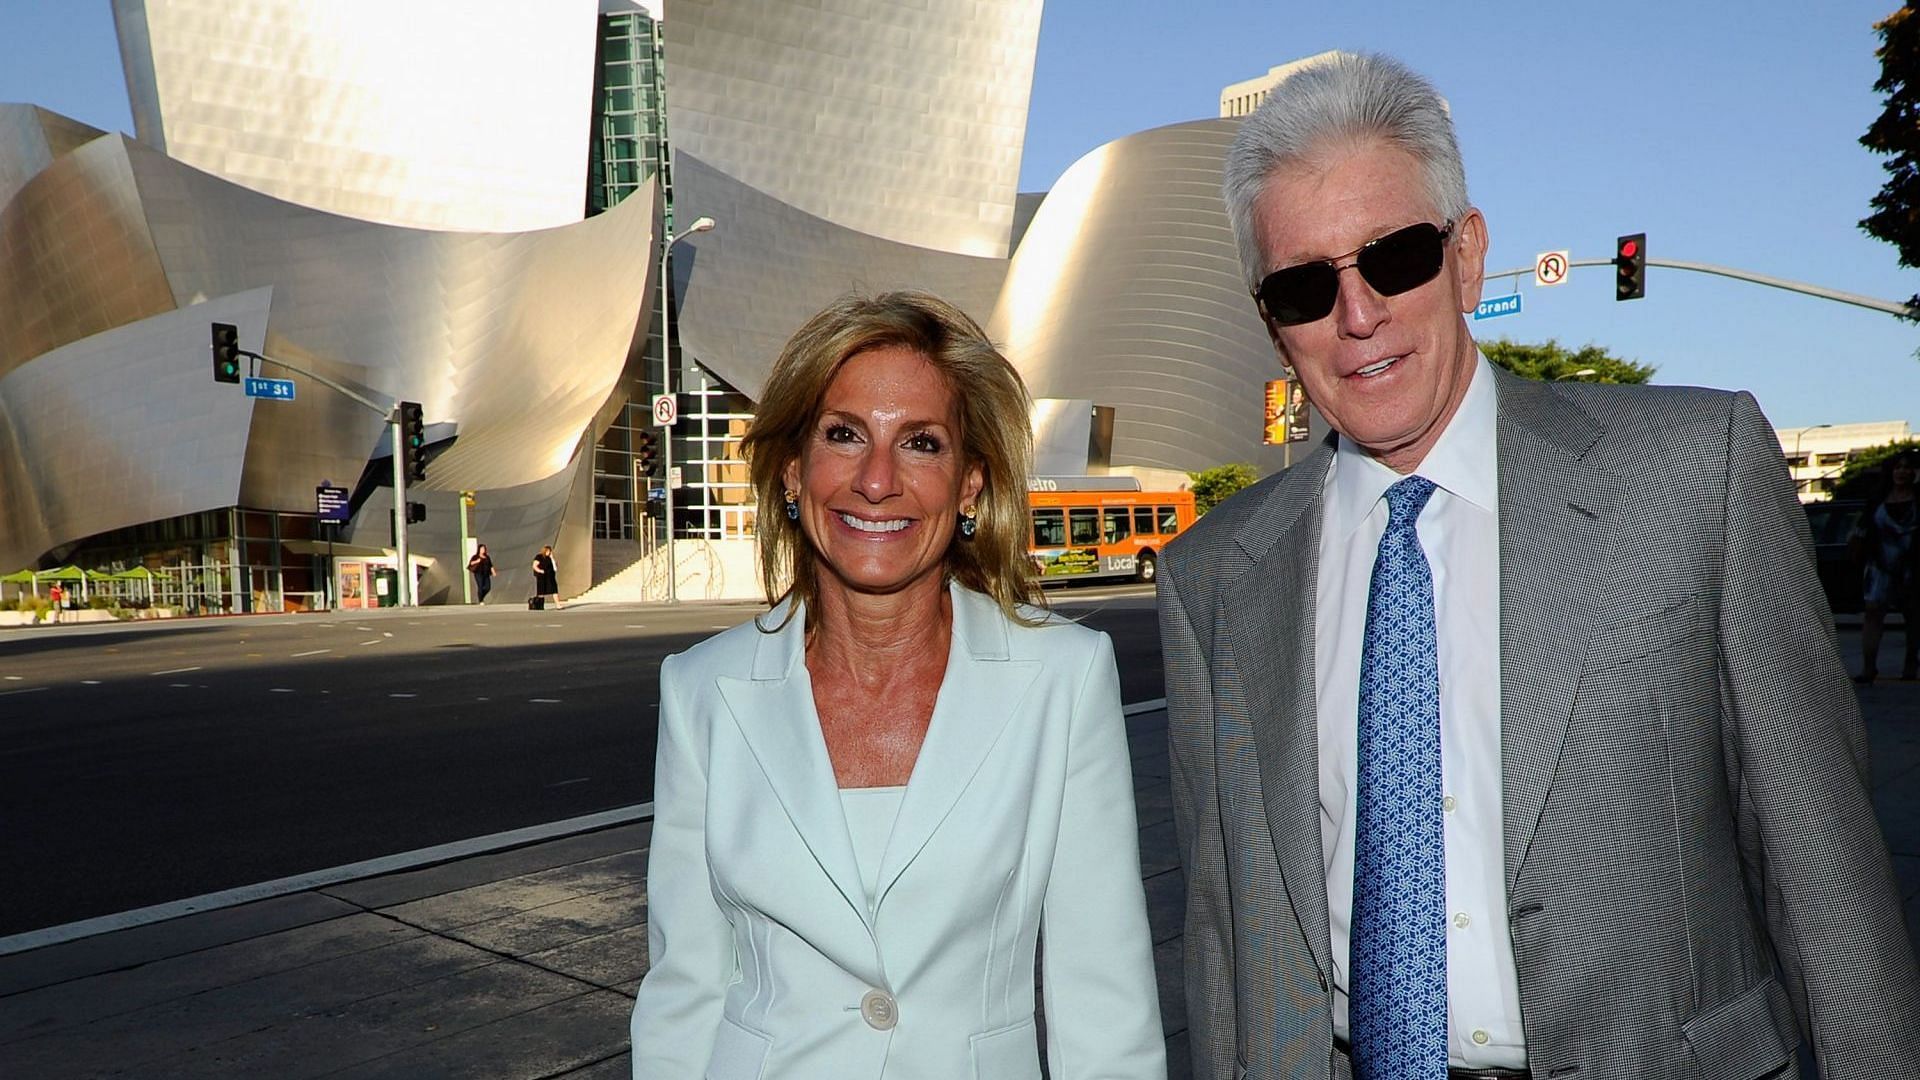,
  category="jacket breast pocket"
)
[705,1014,772,1080]
[1587,593,1700,668]
[1681,975,1796,1080]
[970,1016,1042,1080]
